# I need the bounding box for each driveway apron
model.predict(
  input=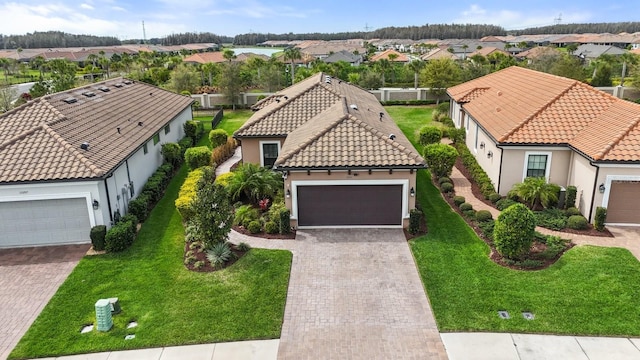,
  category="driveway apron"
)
[276,229,447,360]
[0,244,88,360]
